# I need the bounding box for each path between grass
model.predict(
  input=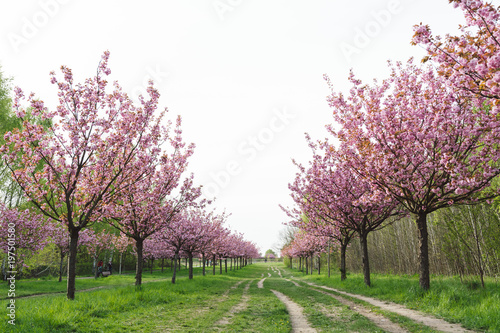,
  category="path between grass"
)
[271,289,317,333]
[299,279,475,333]
[311,286,409,333]
[277,268,408,332]
[216,280,253,326]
